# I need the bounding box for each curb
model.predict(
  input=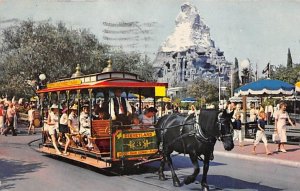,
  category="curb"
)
[214,151,300,168]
